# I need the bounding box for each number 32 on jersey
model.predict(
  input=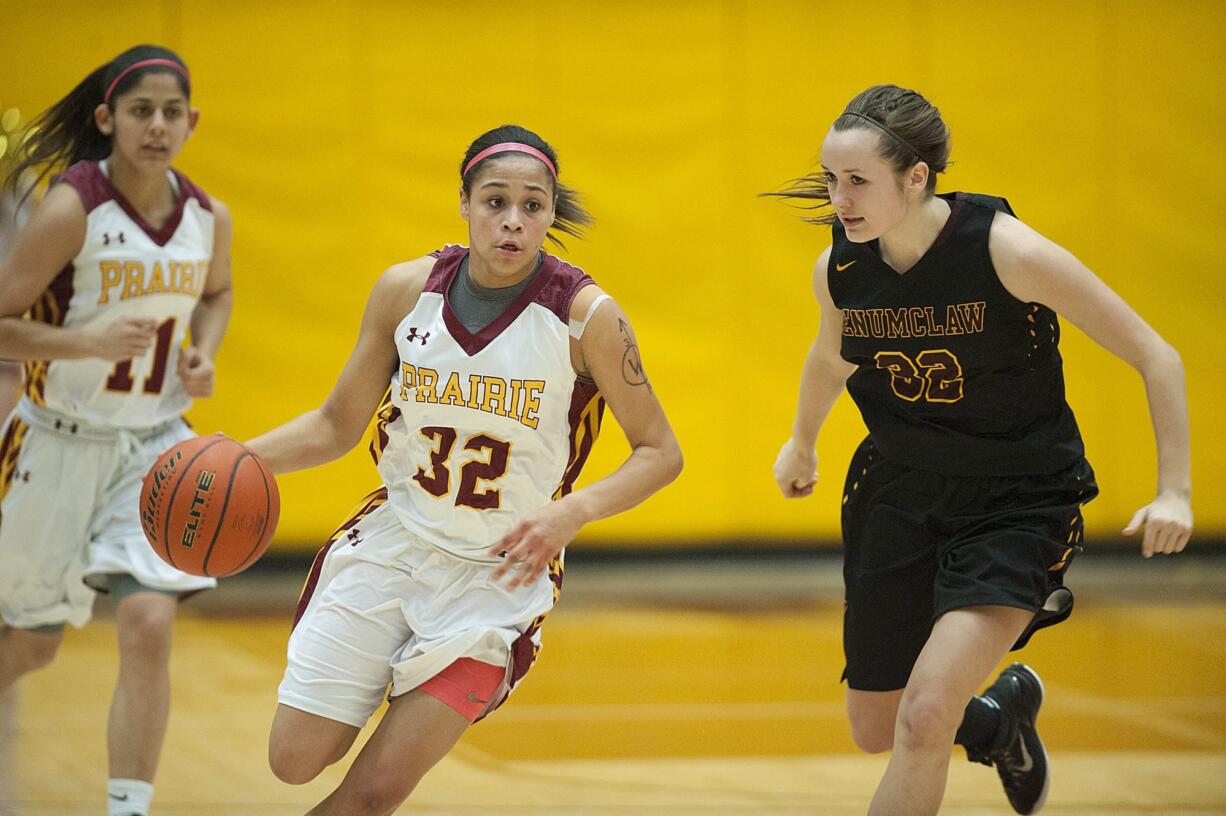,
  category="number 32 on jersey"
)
[875,349,964,403]
[412,426,511,510]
